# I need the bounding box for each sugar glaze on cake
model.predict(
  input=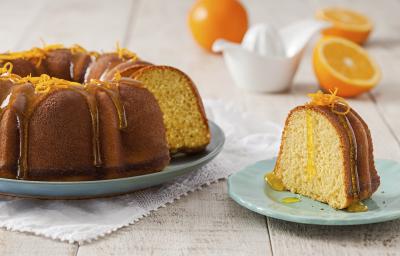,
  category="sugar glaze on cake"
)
[0,44,210,181]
